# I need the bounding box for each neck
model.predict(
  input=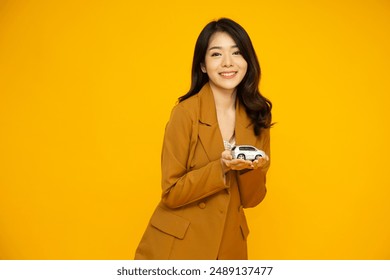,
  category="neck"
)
[210,85,237,111]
